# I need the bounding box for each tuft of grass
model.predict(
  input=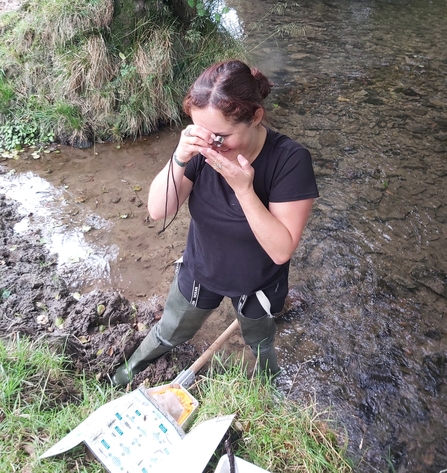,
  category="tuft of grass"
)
[0,0,248,150]
[59,35,118,96]
[0,334,117,473]
[192,354,353,473]
[22,0,115,49]
[0,71,14,113]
